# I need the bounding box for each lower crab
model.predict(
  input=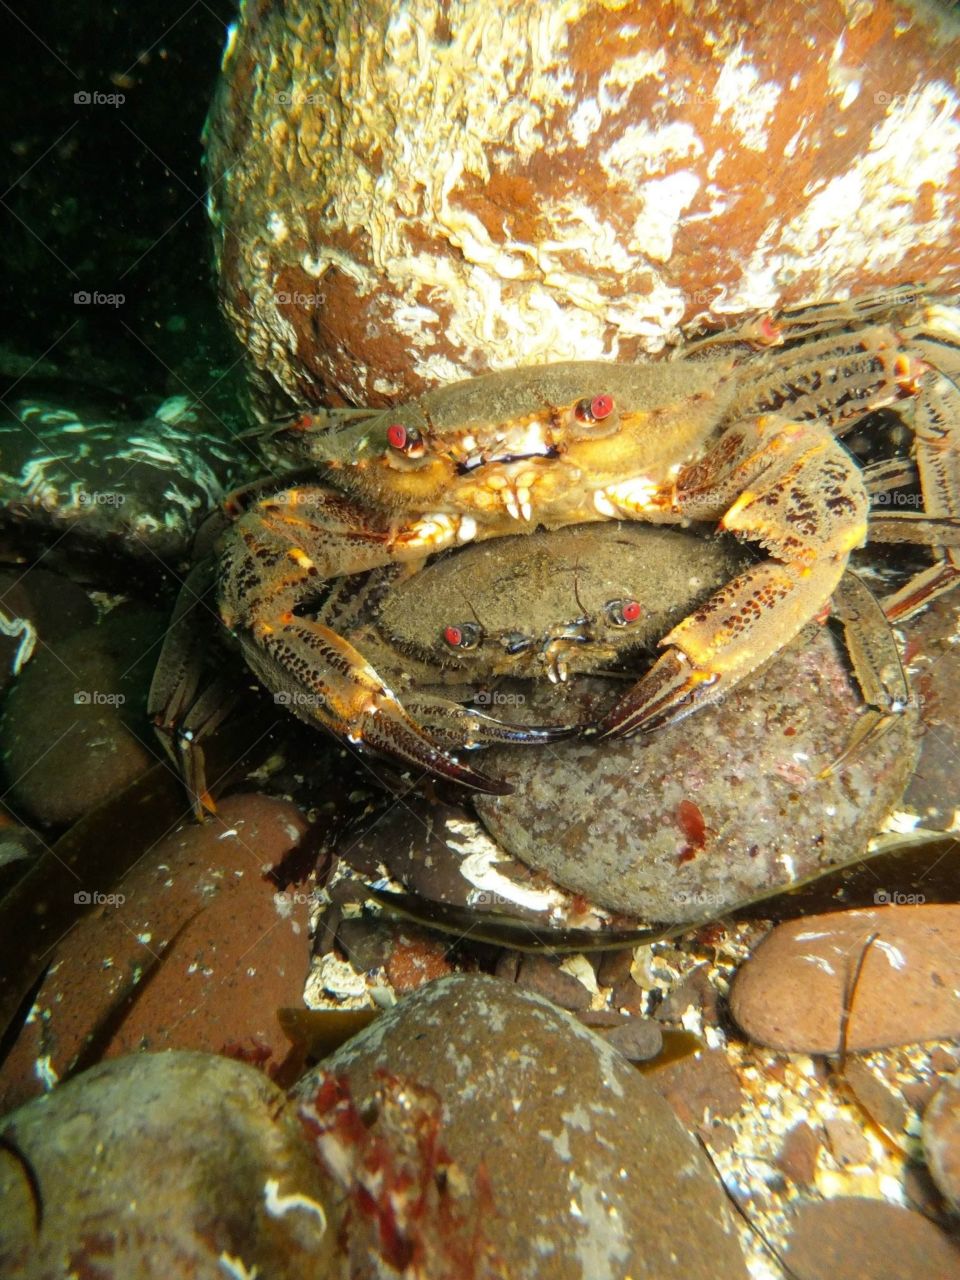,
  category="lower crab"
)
[152,288,960,792]
[152,520,908,814]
